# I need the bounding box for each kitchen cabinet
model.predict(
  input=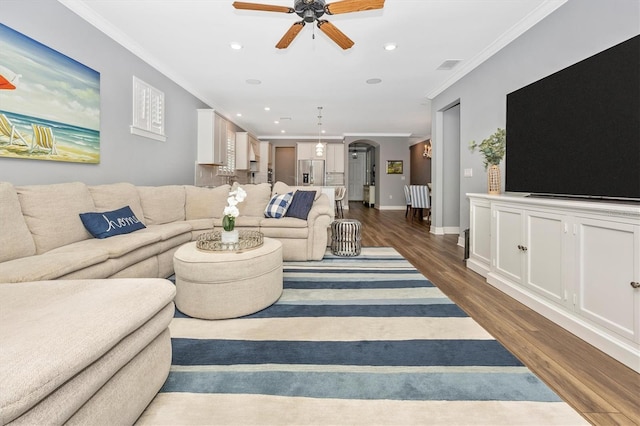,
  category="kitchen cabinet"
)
[467,193,640,372]
[197,109,228,165]
[236,132,260,170]
[297,142,325,160]
[326,143,345,173]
